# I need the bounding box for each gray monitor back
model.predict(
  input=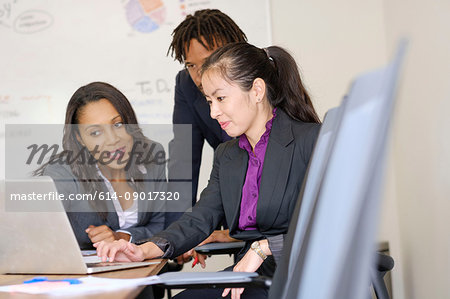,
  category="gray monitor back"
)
[293,42,406,299]
[269,105,345,298]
